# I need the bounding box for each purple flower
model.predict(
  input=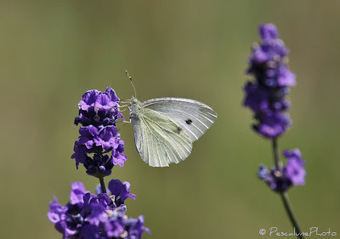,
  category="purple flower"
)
[243,82,270,112]
[75,87,123,127]
[284,149,306,185]
[253,111,291,138]
[48,182,87,238]
[94,126,119,152]
[48,181,150,239]
[50,87,150,238]
[70,182,87,205]
[258,149,306,192]
[108,179,136,206]
[124,216,152,239]
[244,23,296,138]
[259,23,278,41]
[111,136,127,167]
[47,197,68,224]
[72,141,88,168]
[72,87,127,176]
[74,125,121,154]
